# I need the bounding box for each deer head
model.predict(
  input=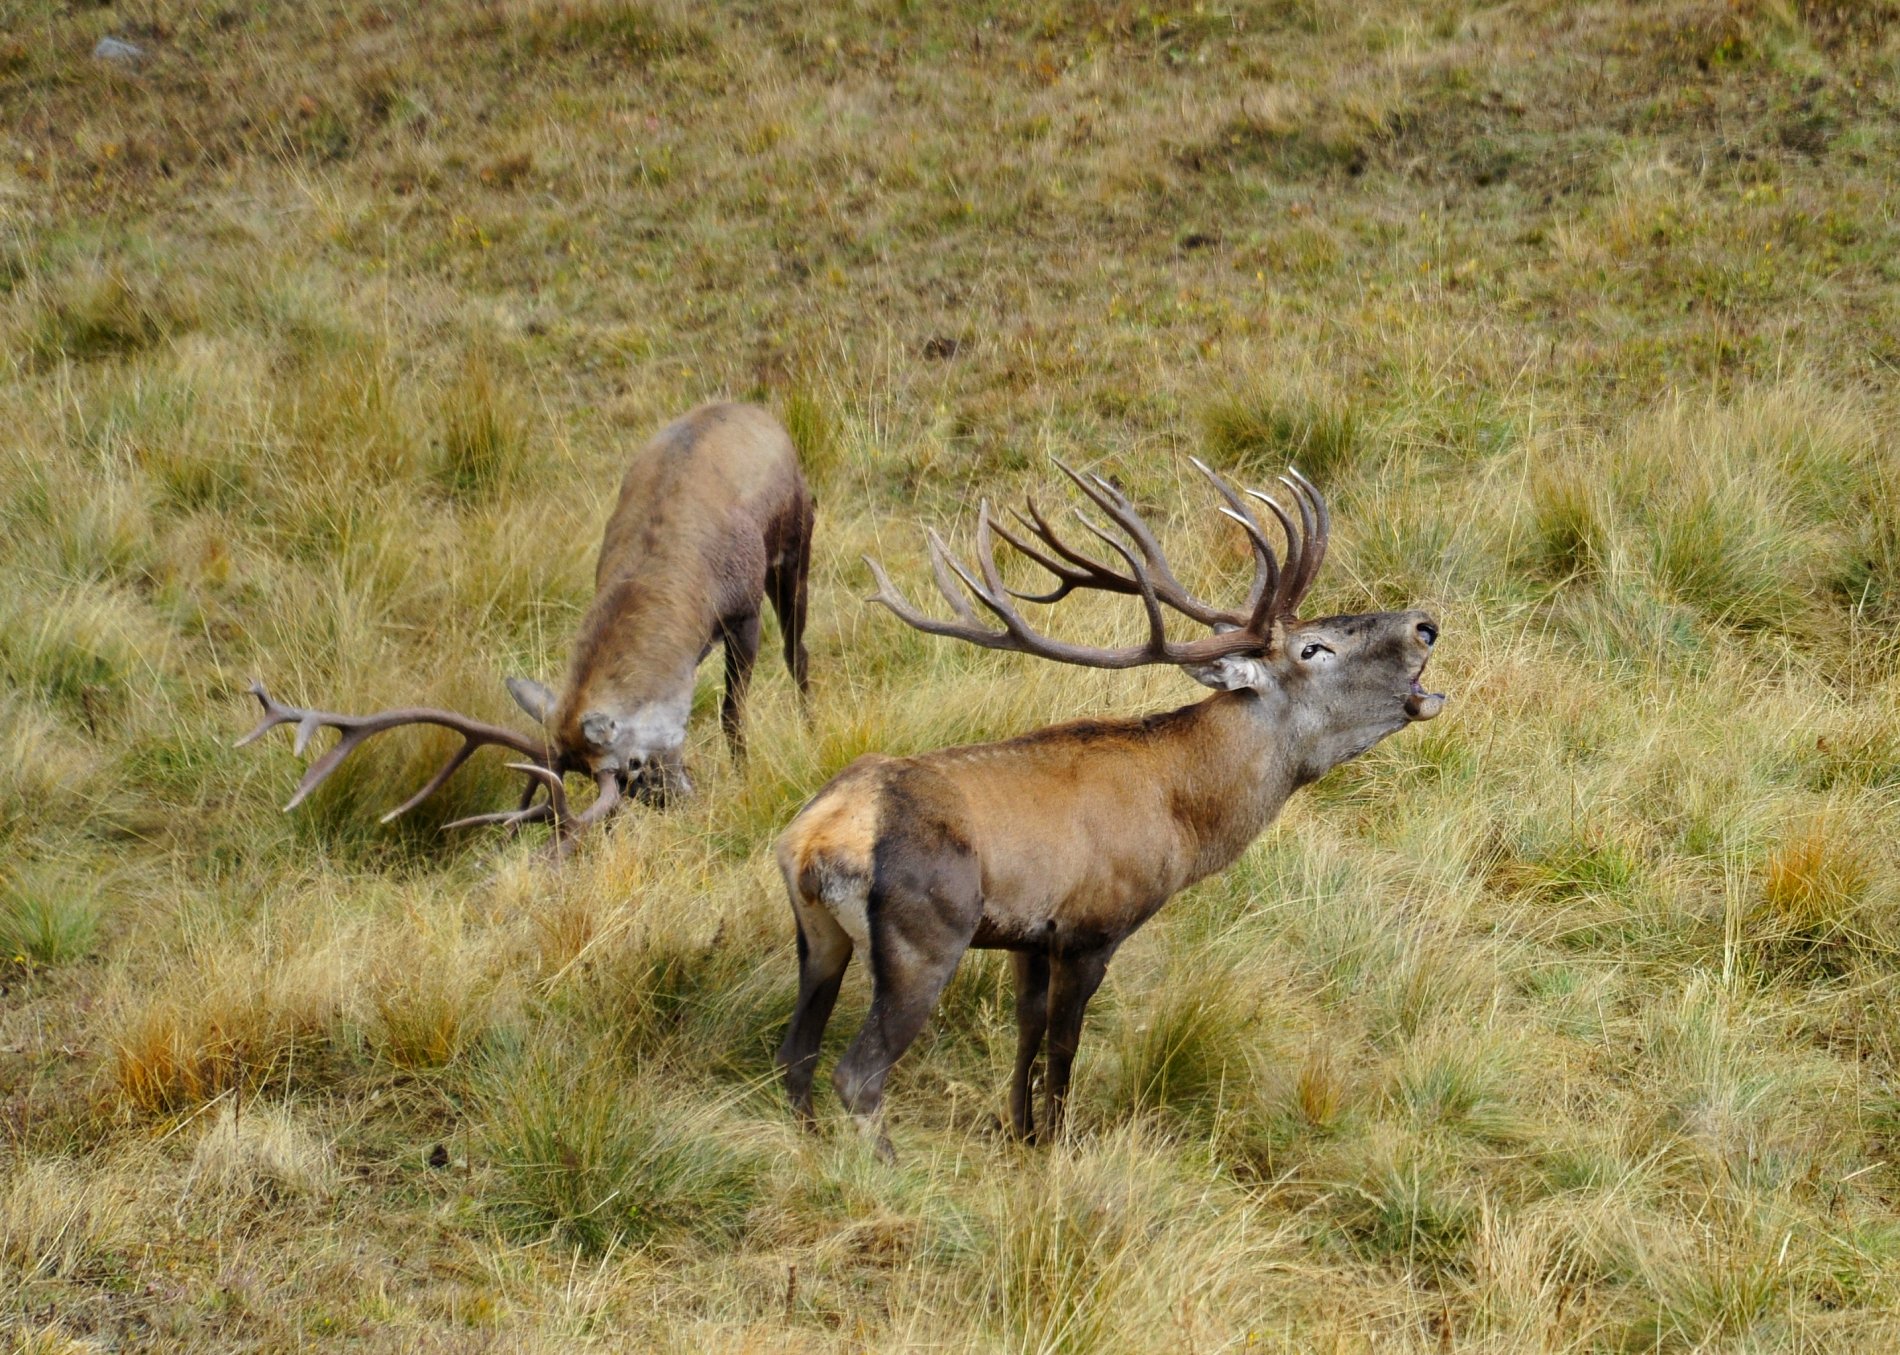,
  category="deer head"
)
[503,587,702,797]
[867,459,1443,781]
